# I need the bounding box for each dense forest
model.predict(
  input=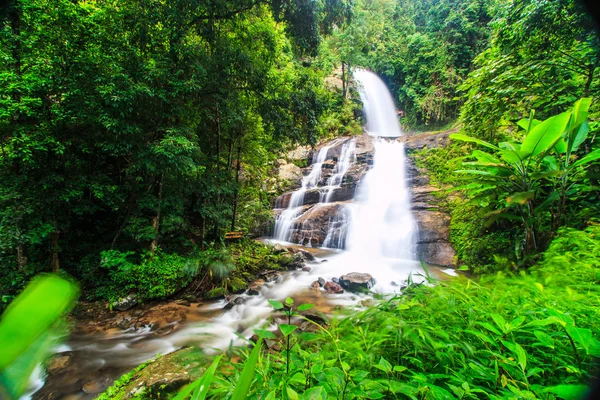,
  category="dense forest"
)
[1,0,600,399]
